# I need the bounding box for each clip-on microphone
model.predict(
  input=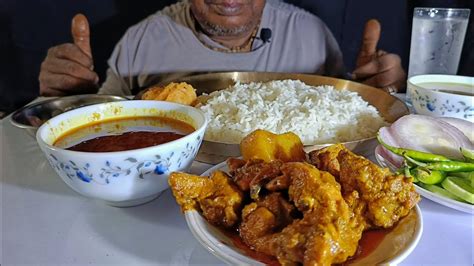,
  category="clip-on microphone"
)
[252,28,272,51]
